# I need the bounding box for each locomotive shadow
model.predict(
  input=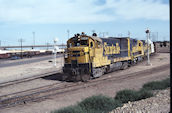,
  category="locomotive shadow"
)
[41,73,66,82]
